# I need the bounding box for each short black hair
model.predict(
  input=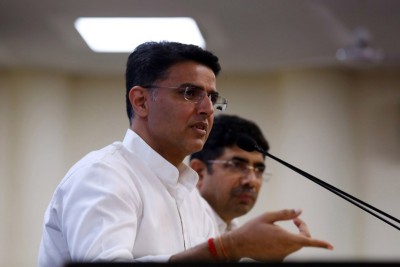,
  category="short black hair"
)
[190,114,269,163]
[125,41,221,124]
